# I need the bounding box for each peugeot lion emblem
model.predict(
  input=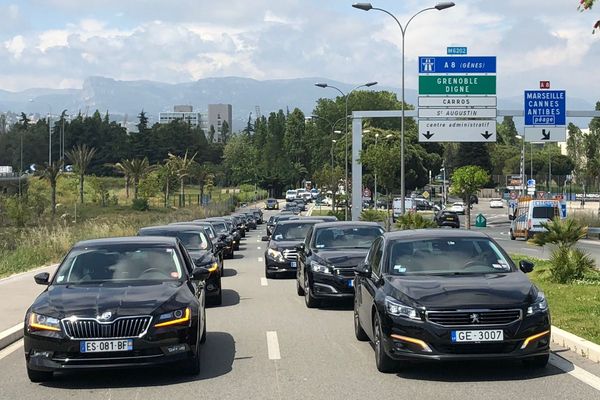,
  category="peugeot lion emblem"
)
[470,313,480,324]
[98,311,112,321]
